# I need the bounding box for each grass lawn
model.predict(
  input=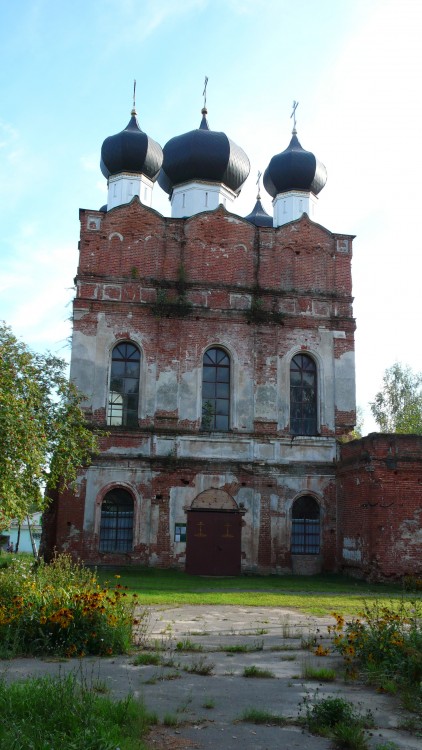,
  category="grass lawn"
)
[98,568,416,616]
